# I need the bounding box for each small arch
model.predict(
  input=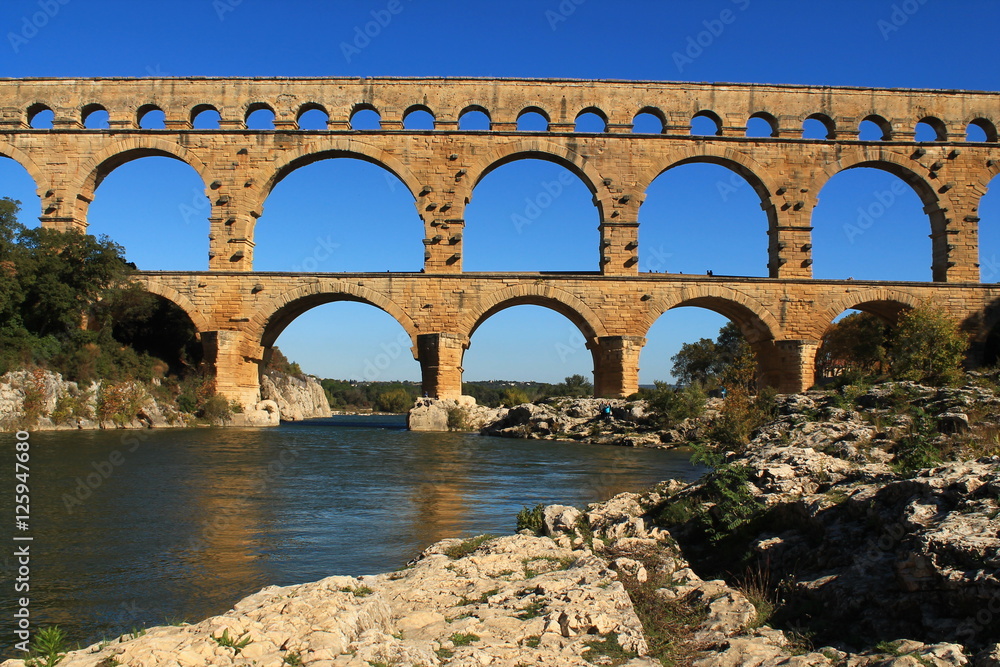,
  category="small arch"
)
[297,103,329,130]
[350,104,381,130]
[27,104,53,129]
[245,102,276,130]
[517,107,550,132]
[803,113,835,140]
[191,104,221,129]
[915,116,947,142]
[574,107,608,133]
[81,104,109,129]
[859,114,891,141]
[746,112,778,138]
[458,105,491,131]
[403,105,435,130]
[137,104,166,129]
[632,107,665,134]
[691,110,722,136]
[967,118,997,143]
